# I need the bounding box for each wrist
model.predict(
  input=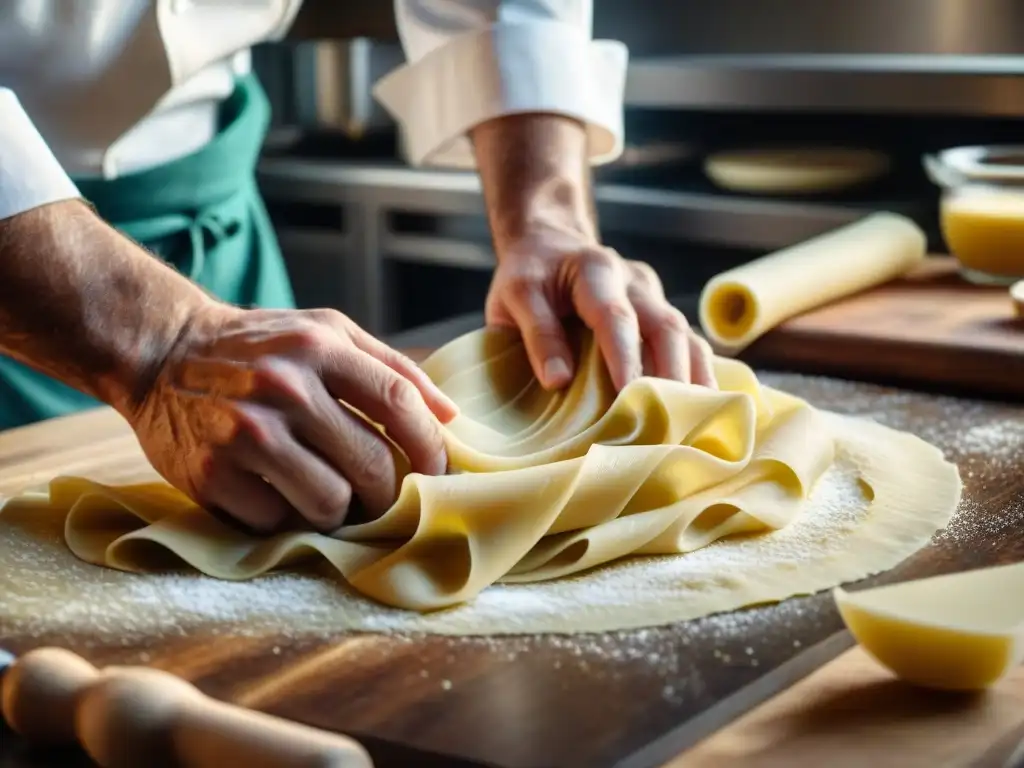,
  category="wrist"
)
[98,270,224,422]
[67,224,220,417]
[0,200,221,418]
[471,113,598,258]
[101,293,224,421]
